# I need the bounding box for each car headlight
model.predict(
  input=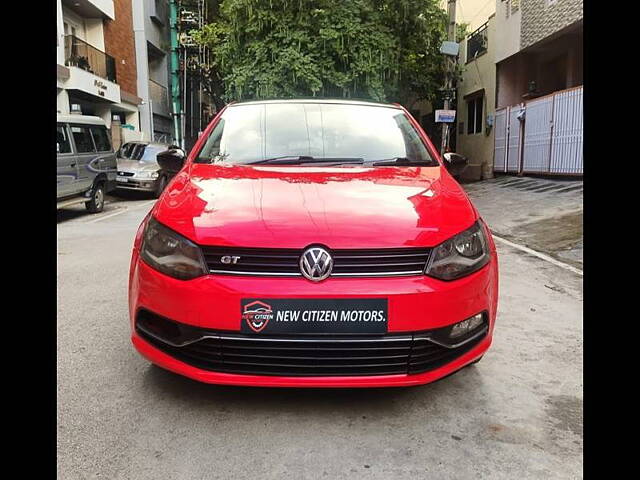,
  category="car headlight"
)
[140,217,208,280]
[138,171,159,179]
[425,220,490,281]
